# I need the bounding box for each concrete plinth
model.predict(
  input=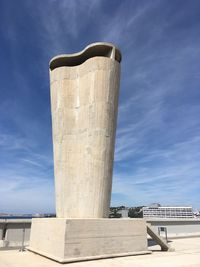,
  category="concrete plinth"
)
[29,218,149,263]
